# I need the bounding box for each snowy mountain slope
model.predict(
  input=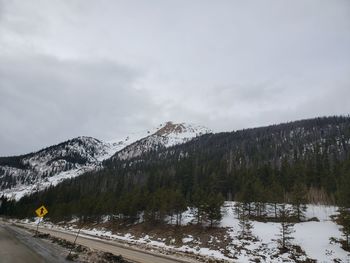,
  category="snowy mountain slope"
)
[113,121,211,160]
[0,122,210,200]
[0,136,110,200]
